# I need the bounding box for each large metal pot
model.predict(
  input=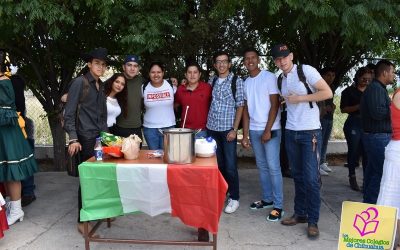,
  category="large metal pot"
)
[161,128,196,164]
